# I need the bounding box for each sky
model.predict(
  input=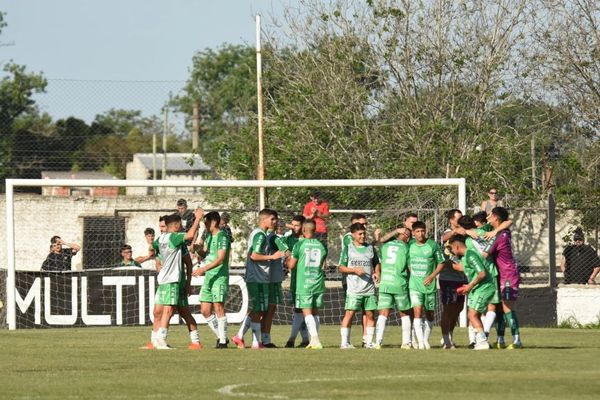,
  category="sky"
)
[1,0,288,125]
